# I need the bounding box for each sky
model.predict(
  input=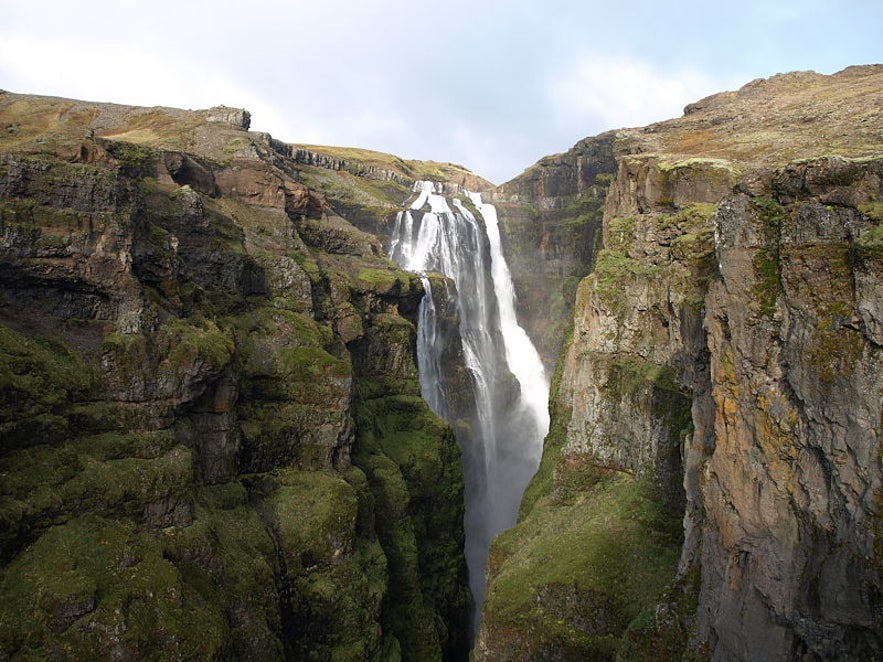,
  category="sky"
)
[0,0,880,184]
